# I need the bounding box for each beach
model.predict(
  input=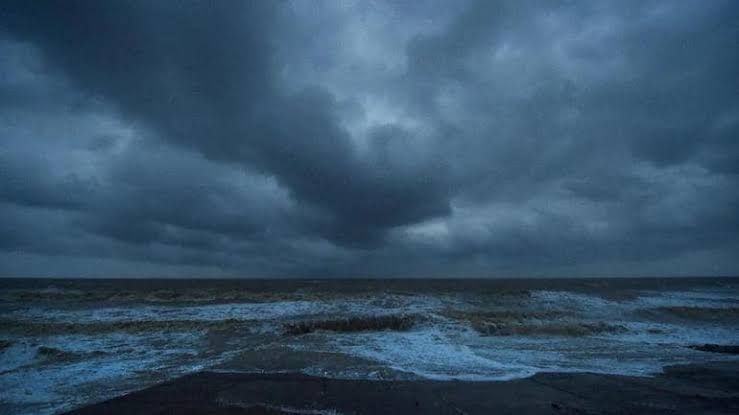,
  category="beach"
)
[64,361,739,414]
